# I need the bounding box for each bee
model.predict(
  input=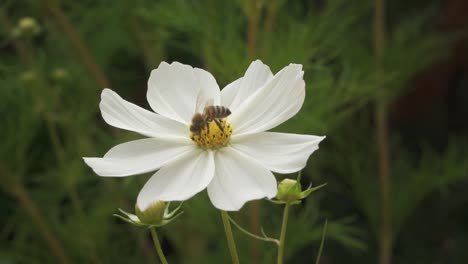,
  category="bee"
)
[190,105,231,136]
[190,95,231,136]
